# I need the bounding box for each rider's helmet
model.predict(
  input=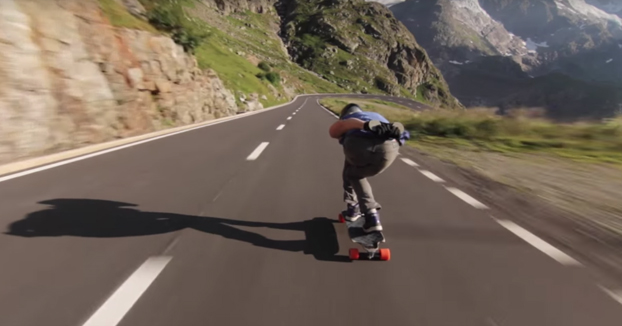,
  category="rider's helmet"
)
[340,103,363,119]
